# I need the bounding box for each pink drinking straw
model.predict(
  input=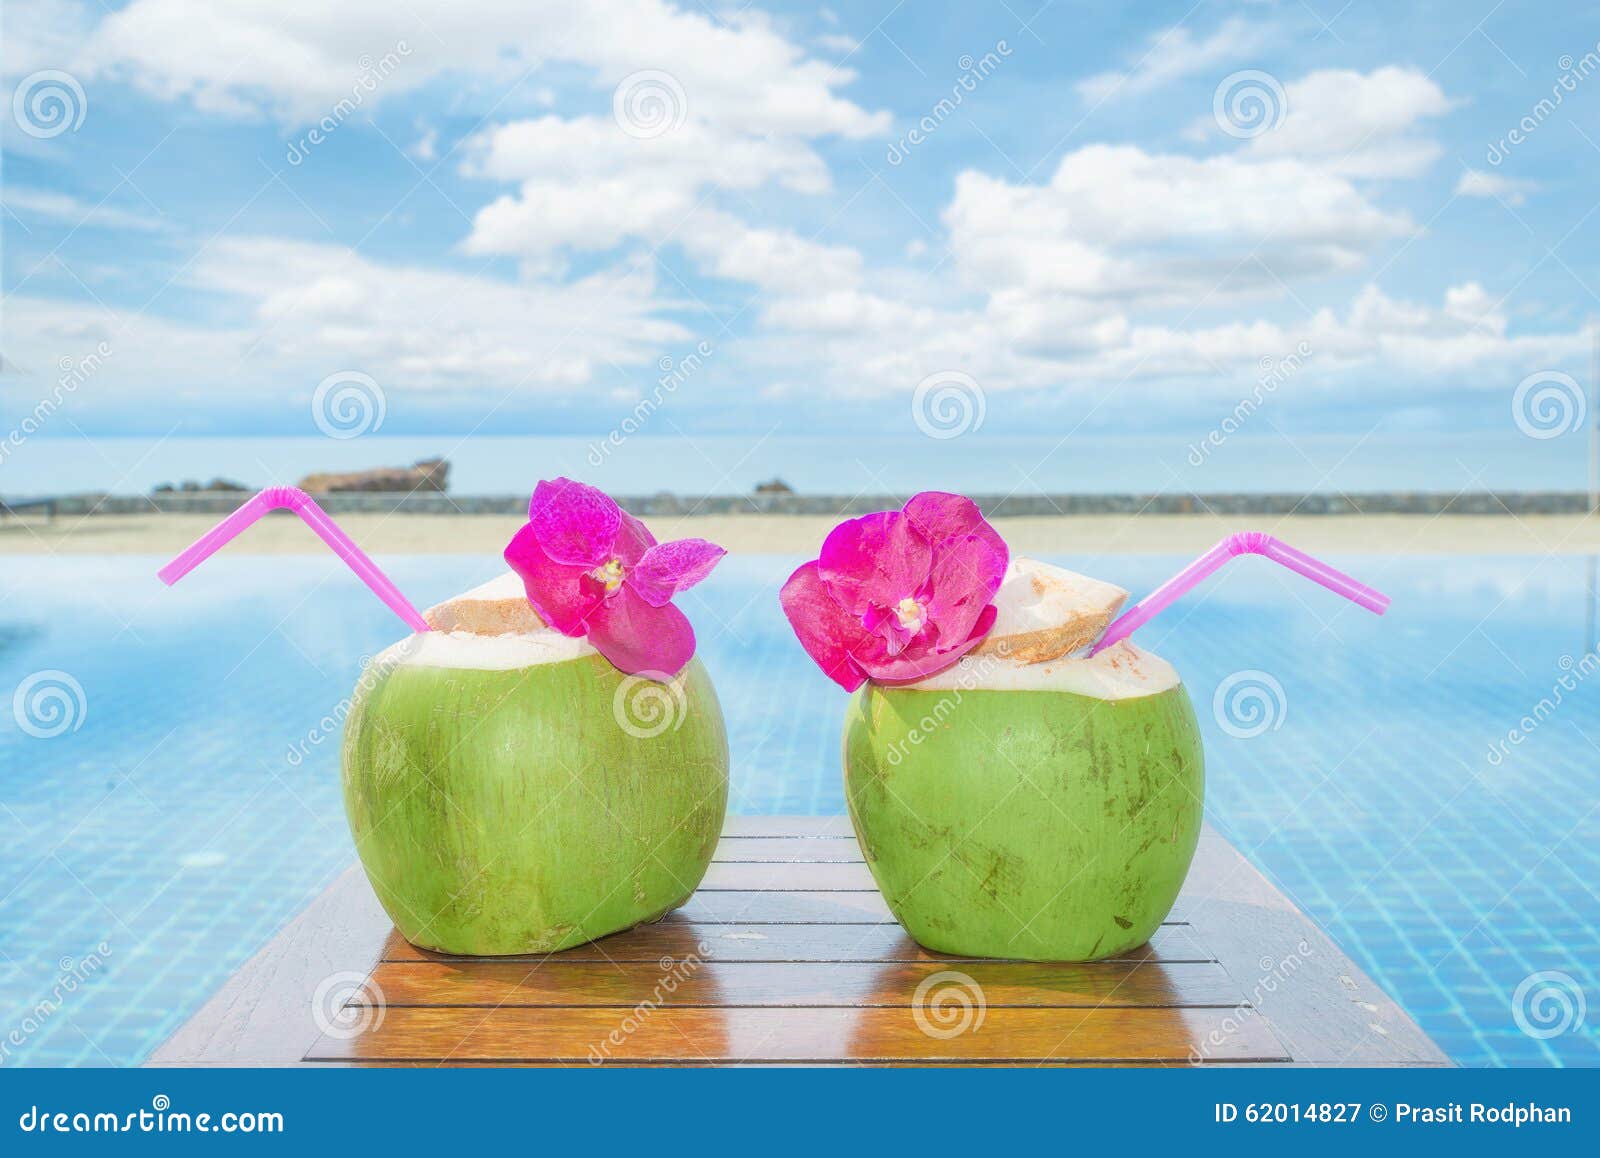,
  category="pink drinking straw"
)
[1089,531,1389,655]
[157,486,431,634]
